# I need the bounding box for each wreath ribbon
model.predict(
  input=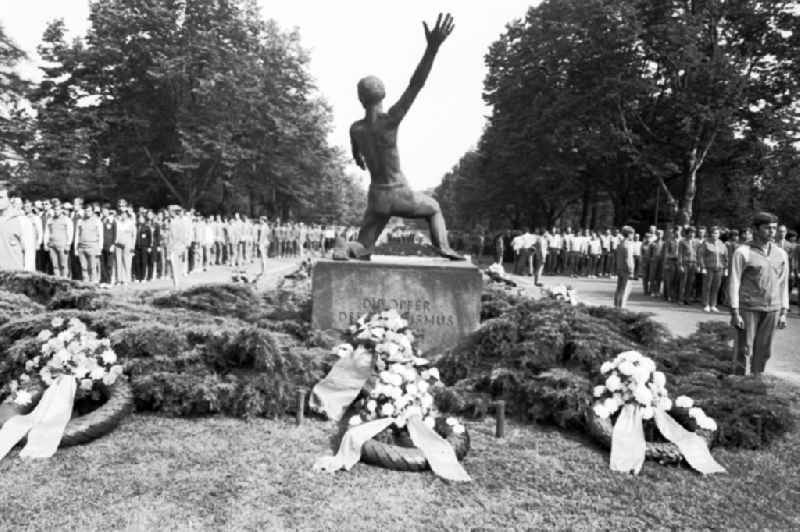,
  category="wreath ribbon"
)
[313,414,471,482]
[609,404,725,475]
[0,376,76,460]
